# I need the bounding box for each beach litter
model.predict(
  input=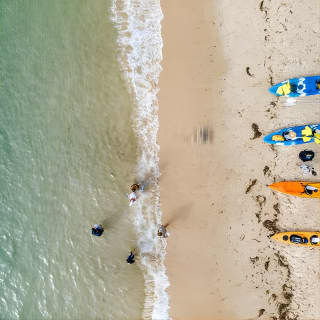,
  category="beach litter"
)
[300,163,317,176]
[299,150,314,162]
